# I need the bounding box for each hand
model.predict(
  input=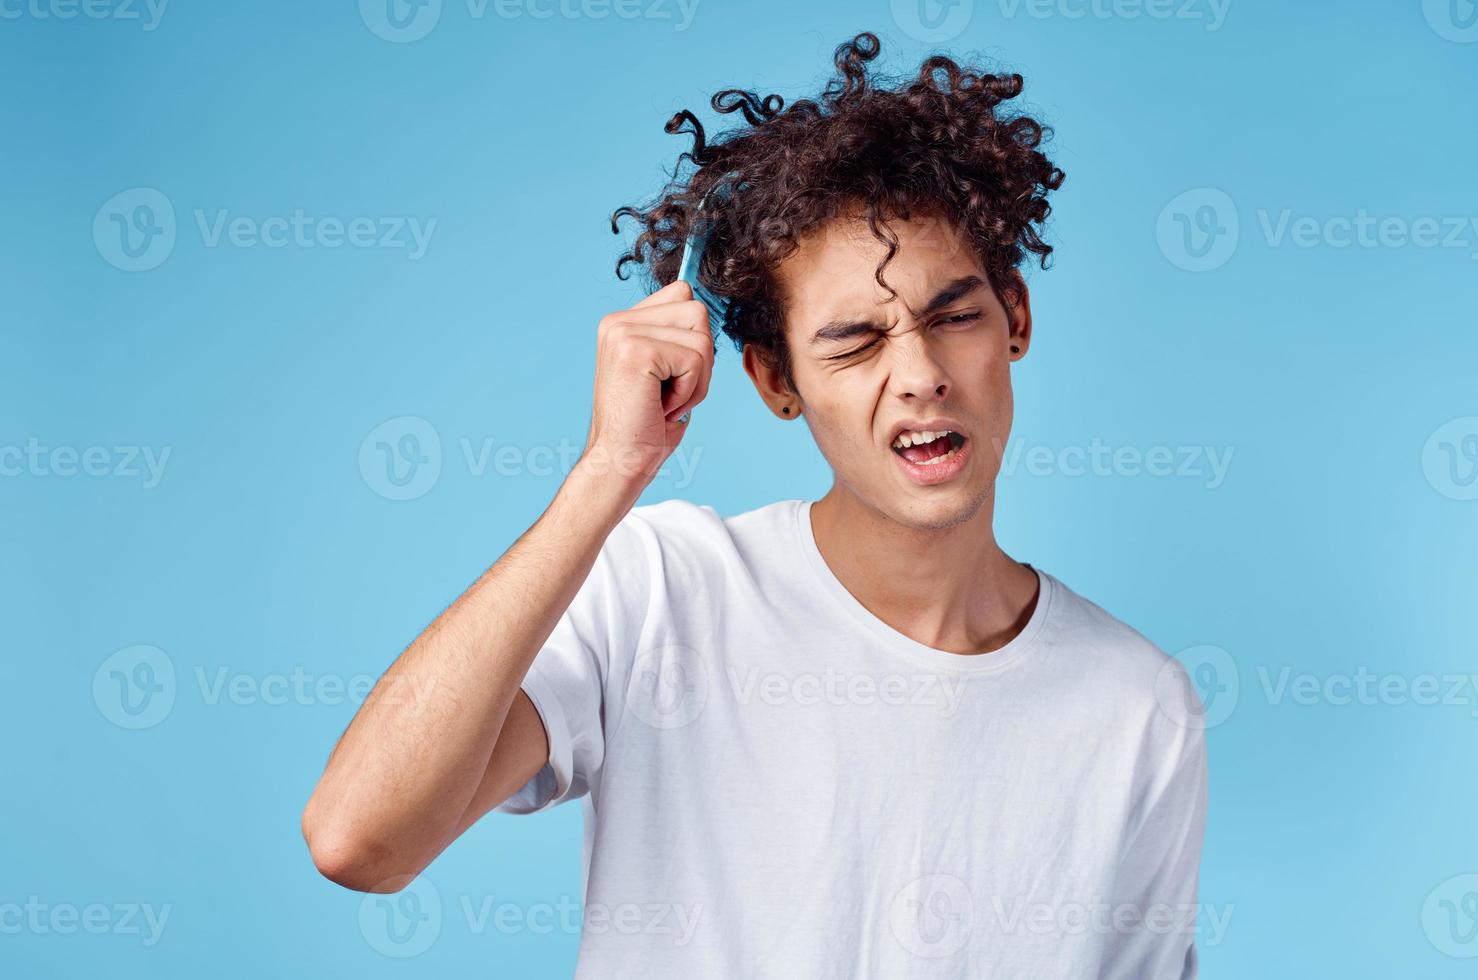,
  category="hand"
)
[575,280,714,500]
